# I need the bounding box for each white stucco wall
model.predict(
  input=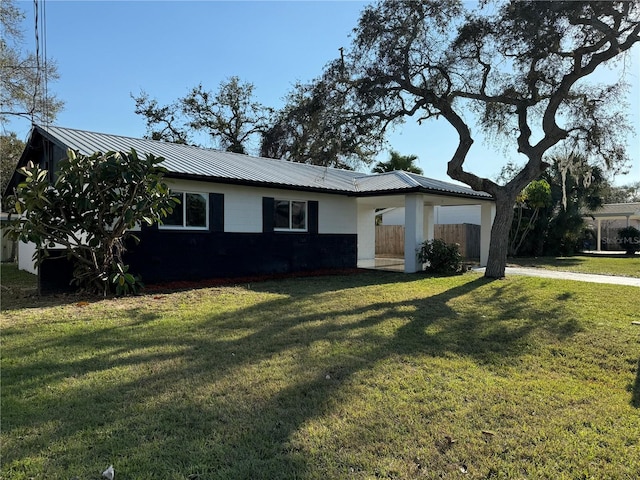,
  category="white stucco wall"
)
[18,241,38,274]
[165,179,358,234]
[381,205,482,226]
[356,203,376,261]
